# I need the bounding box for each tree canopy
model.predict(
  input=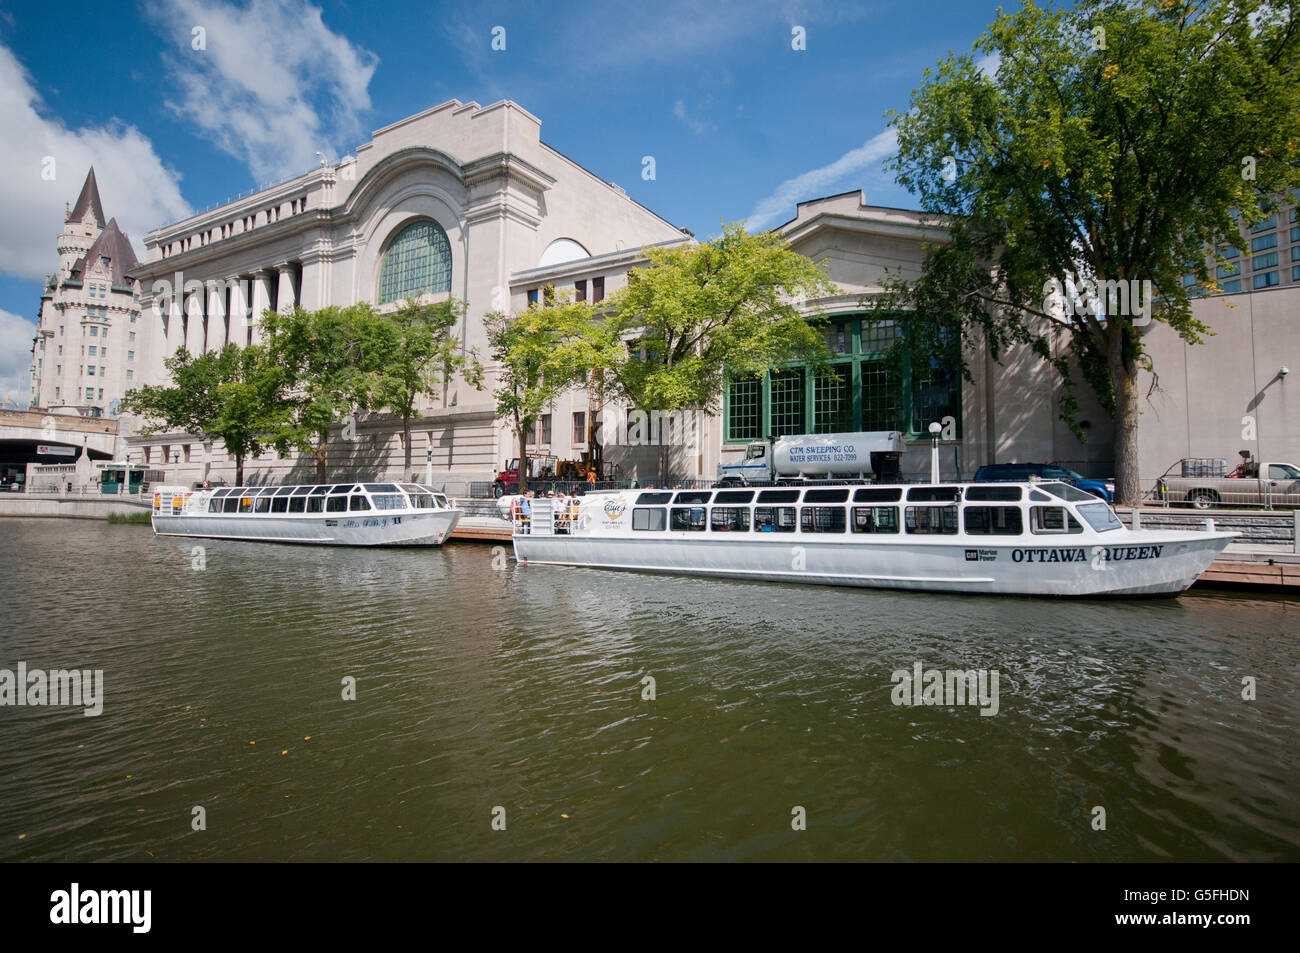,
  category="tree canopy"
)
[875,0,1300,503]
